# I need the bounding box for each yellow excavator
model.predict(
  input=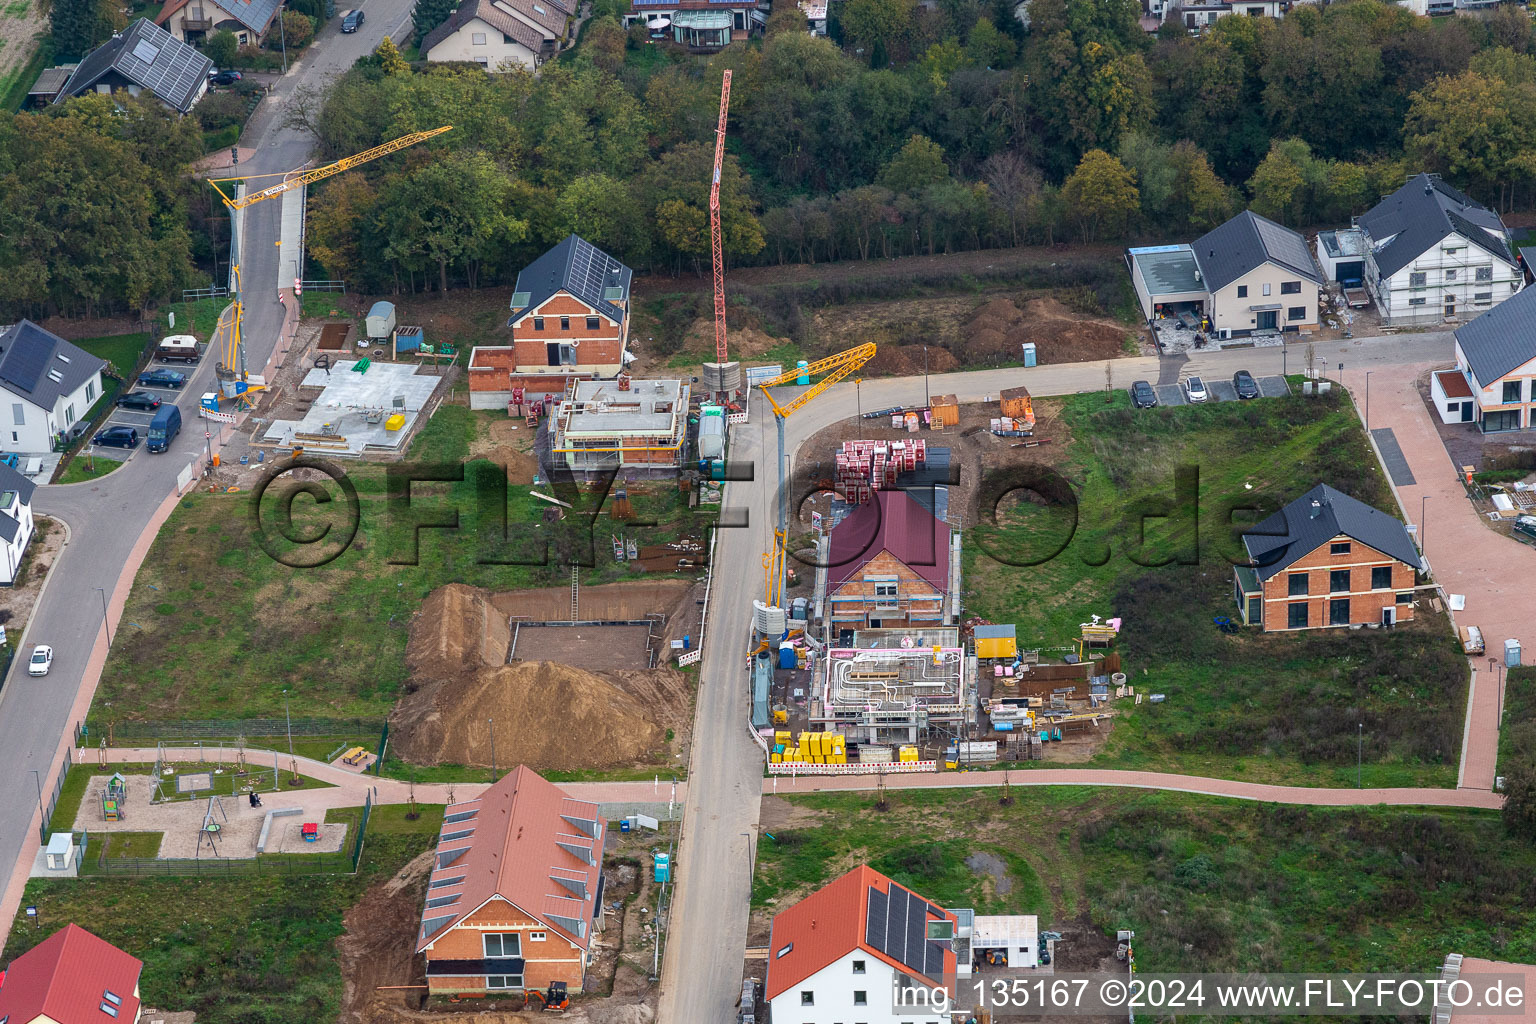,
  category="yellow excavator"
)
[754,343,876,607]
